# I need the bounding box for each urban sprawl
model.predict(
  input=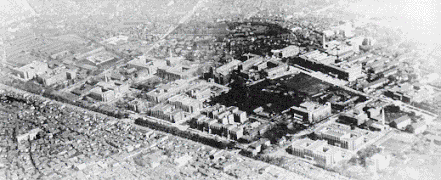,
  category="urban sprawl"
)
[1,14,441,180]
